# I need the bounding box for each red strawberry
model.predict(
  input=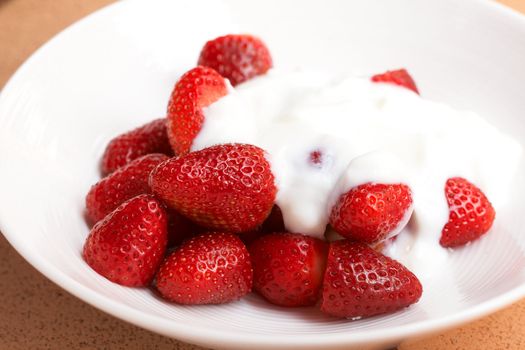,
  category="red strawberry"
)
[371,69,419,94]
[155,232,252,304]
[149,143,276,233]
[329,183,413,244]
[250,233,327,307]
[440,177,495,248]
[320,241,422,319]
[166,66,228,155]
[166,208,205,247]
[83,194,168,287]
[198,34,273,86]
[86,153,169,223]
[101,118,173,175]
